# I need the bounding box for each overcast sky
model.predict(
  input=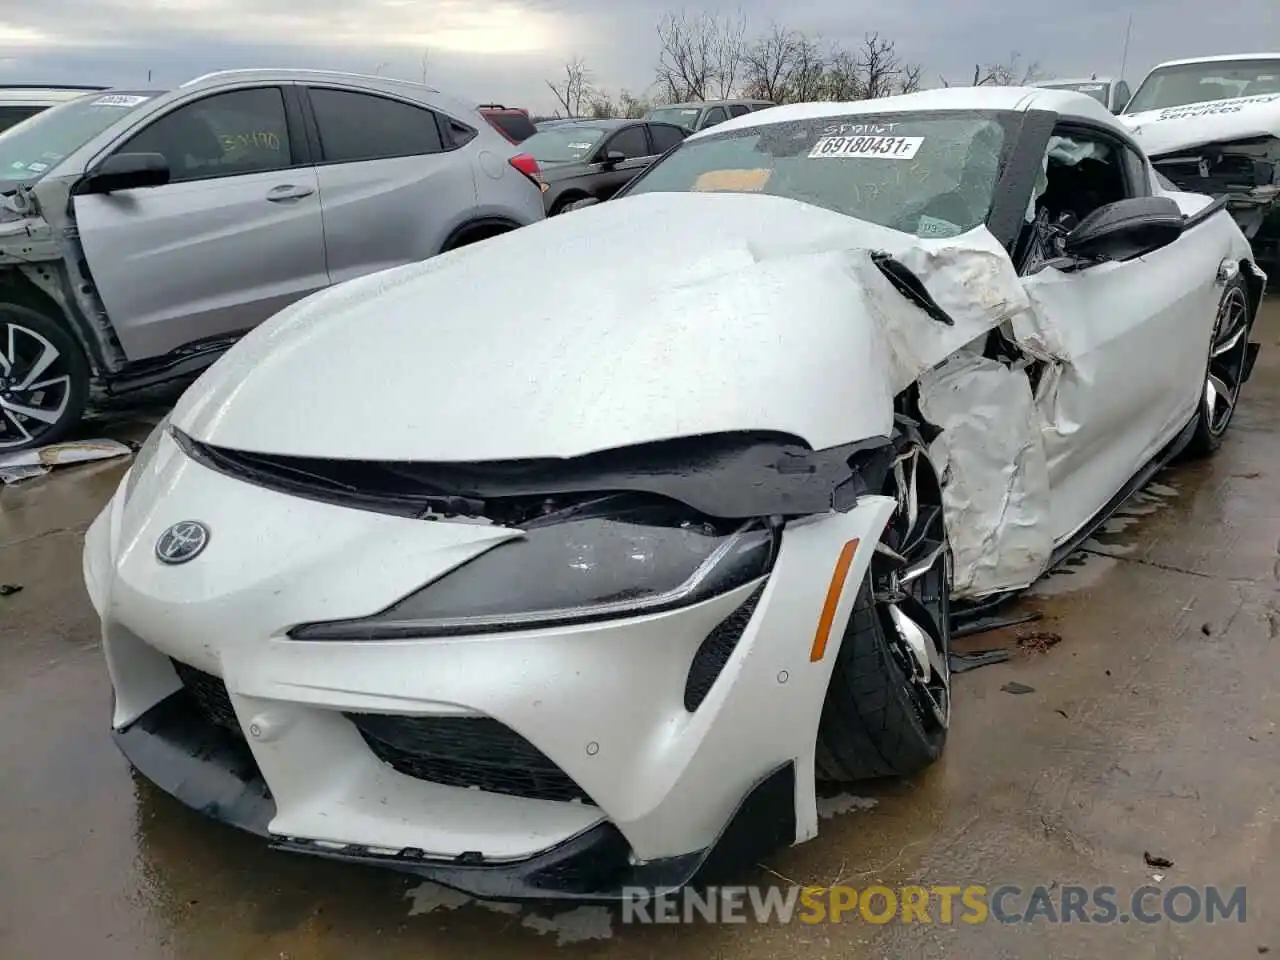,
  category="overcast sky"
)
[3,0,1279,114]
